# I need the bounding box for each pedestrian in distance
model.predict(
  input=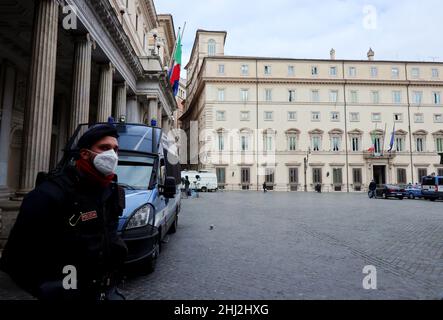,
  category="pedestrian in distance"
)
[184,176,191,196]
[0,124,128,300]
[263,181,268,193]
[368,179,377,199]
